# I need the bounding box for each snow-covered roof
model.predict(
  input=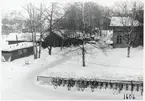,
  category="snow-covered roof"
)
[2,42,33,51]
[110,17,139,26]
[6,33,40,41]
[6,33,24,41]
[101,30,113,35]
[53,30,64,38]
